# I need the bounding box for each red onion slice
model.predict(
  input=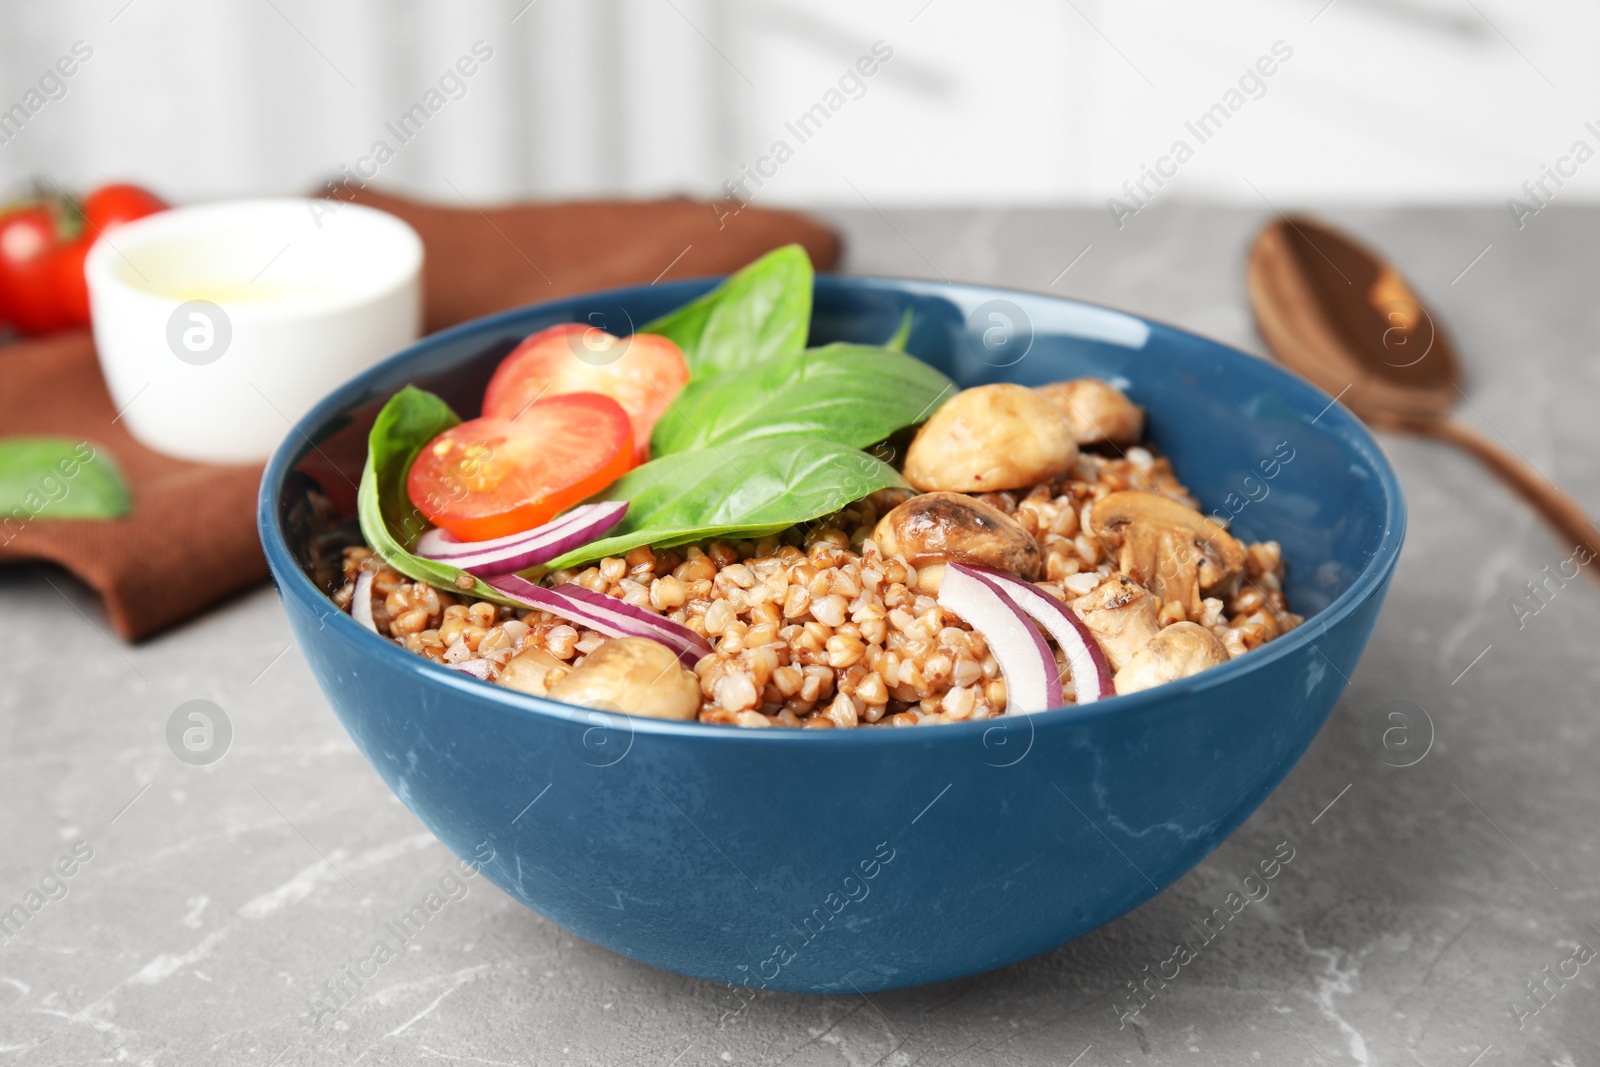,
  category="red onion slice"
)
[350,568,378,632]
[548,584,715,666]
[414,502,627,578]
[487,575,713,668]
[442,659,493,680]
[937,564,1062,714]
[950,565,1114,705]
[416,503,612,558]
